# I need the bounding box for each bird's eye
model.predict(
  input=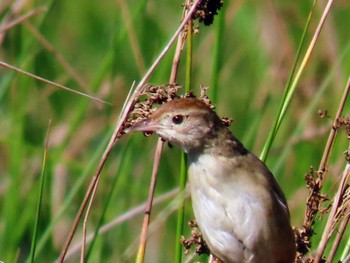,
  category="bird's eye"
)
[172,114,184,124]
